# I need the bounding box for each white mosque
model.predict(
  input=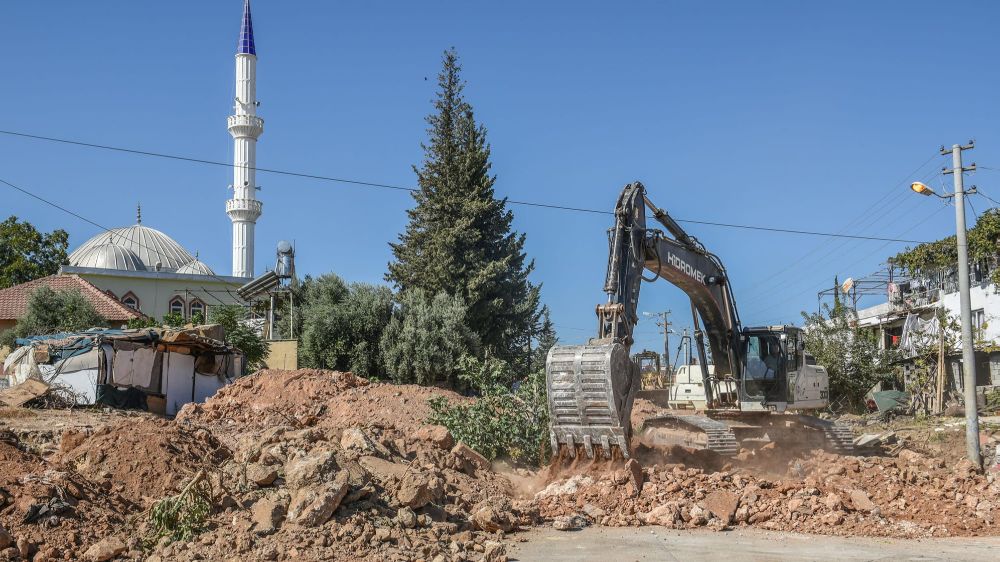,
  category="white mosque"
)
[59,0,266,321]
